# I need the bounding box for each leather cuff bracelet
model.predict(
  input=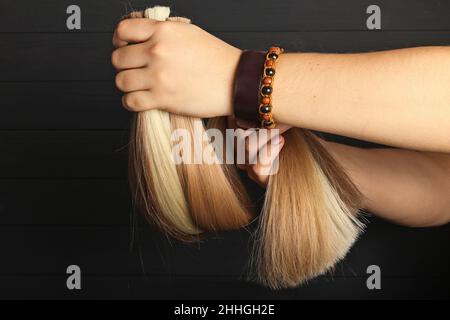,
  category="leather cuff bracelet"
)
[233,50,266,122]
